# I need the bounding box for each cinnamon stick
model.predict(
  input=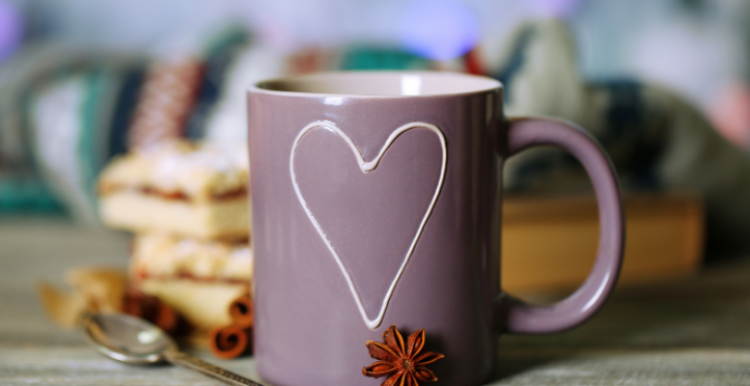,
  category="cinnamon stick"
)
[208,325,250,359]
[122,287,191,337]
[207,293,254,359]
[228,295,253,328]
